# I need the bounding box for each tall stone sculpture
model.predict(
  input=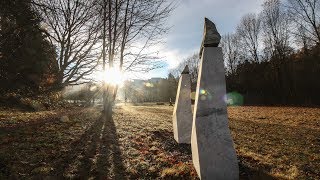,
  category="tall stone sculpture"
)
[172,65,193,144]
[191,18,239,179]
